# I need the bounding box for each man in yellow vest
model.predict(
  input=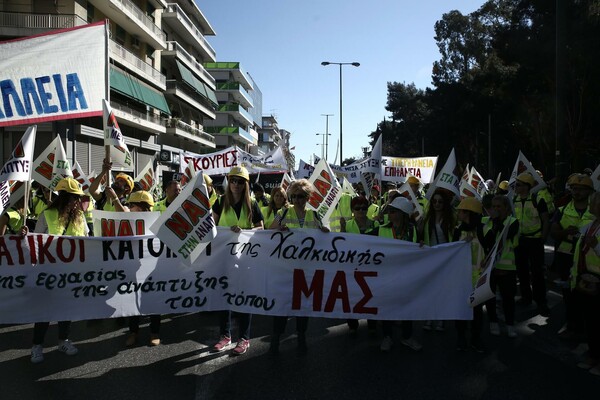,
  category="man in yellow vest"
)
[513,172,551,316]
[551,173,595,339]
[153,180,181,213]
[89,158,133,212]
